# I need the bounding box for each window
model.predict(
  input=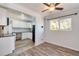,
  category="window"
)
[50,20,59,30]
[60,18,72,30]
[50,18,72,31]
